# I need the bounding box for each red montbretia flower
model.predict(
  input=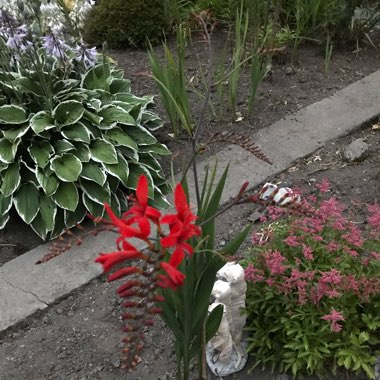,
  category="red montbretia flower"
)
[95,250,146,272]
[160,183,201,264]
[157,262,186,290]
